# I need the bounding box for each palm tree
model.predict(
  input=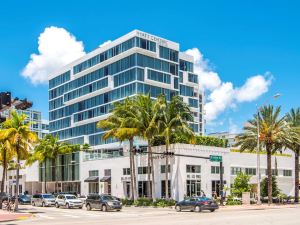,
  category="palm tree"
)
[236,105,291,204]
[286,108,300,203]
[0,111,38,211]
[155,95,195,199]
[27,134,81,193]
[0,139,14,194]
[98,99,139,200]
[125,94,158,200]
